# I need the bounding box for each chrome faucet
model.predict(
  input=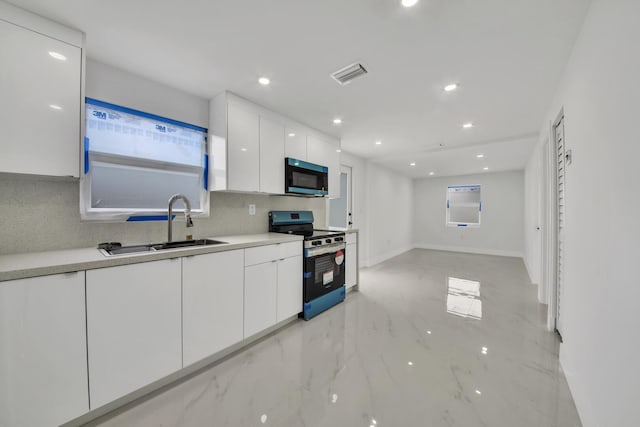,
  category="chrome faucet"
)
[167,194,194,242]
